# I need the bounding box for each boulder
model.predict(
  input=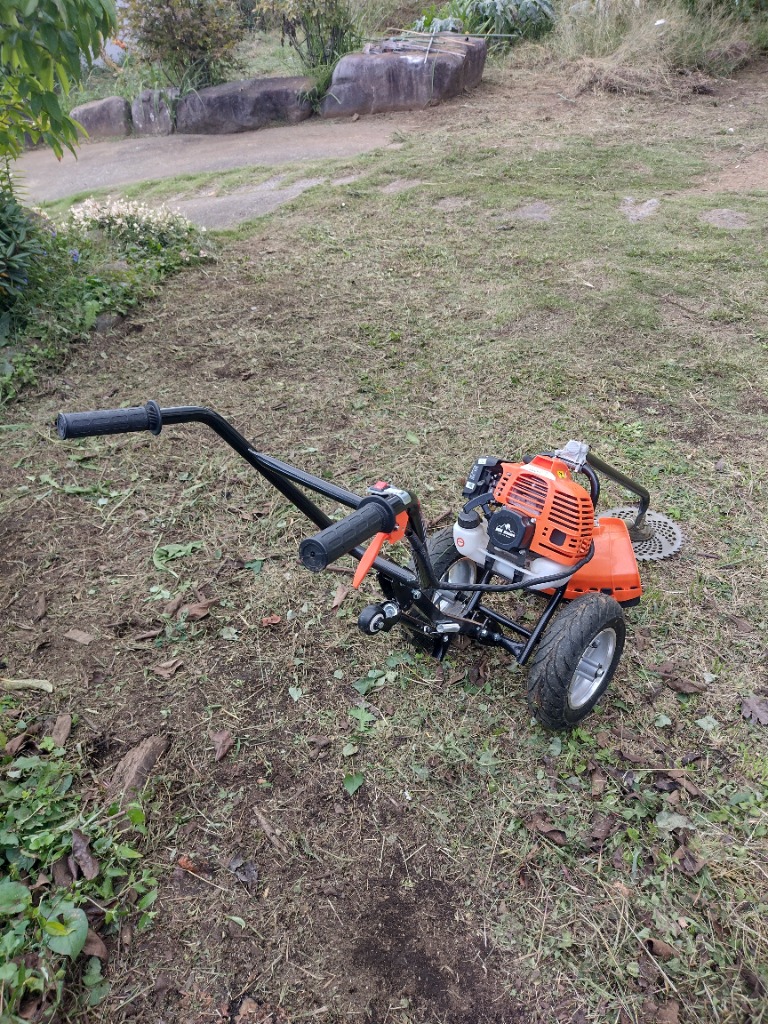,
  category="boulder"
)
[131,88,178,136]
[71,96,132,139]
[320,34,486,119]
[176,77,313,134]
